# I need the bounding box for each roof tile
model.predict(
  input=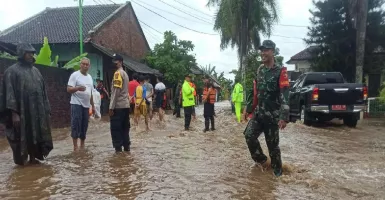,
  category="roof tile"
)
[0,4,122,44]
